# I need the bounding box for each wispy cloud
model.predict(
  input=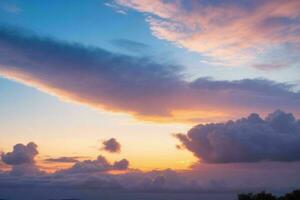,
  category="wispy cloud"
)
[105,1,127,15]
[111,38,149,53]
[44,156,83,163]
[115,0,300,67]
